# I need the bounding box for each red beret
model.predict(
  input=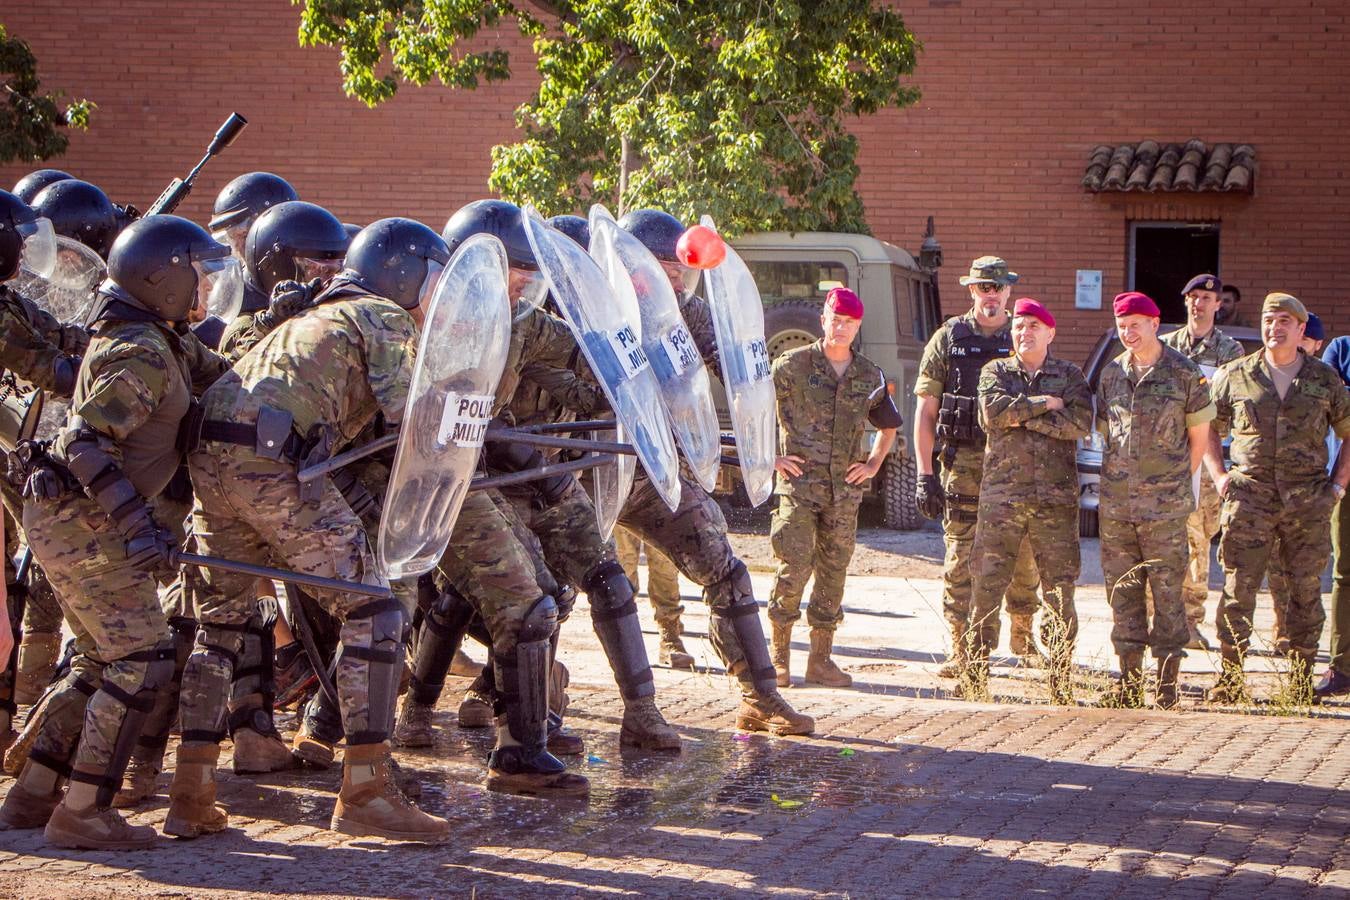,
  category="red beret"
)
[1113,291,1161,318]
[826,287,864,319]
[1012,297,1055,328]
